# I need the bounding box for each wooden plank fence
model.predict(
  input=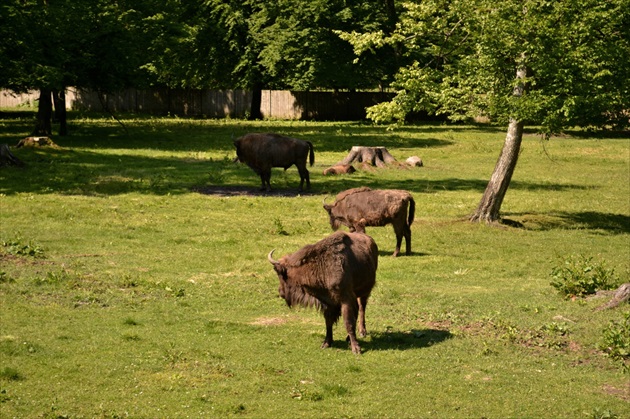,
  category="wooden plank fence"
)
[1,88,394,121]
